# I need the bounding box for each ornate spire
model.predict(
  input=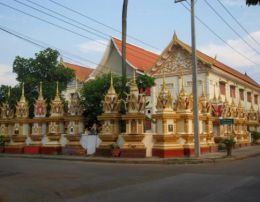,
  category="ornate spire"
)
[15,82,29,118]
[50,81,63,117]
[130,70,139,93]
[201,80,205,97]
[179,72,187,96]
[107,72,116,95]
[20,82,26,102]
[34,81,47,117]
[173,31,178,43]
[55,81,61,100]
[212,84,217,103]
[38,81,44,100]
[156,73,173,112]
[102,72,120,113]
